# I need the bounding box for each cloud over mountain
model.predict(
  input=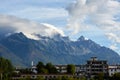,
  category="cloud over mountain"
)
[0,14,64,40]
[67,0,120,50]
